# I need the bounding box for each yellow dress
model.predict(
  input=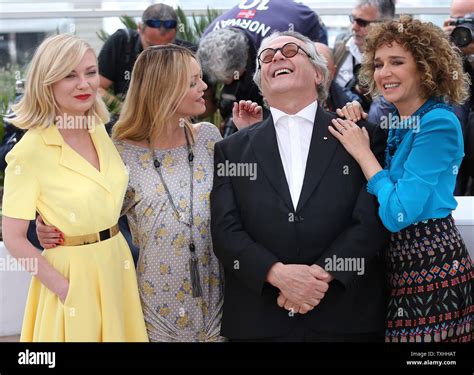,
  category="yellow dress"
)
[2,124,148,342]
